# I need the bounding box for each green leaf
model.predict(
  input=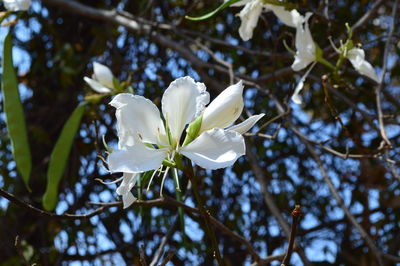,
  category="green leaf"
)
[42,103,87,211]
[182,114,203,146]
[185,0,241,21]
[1,31,32,190]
